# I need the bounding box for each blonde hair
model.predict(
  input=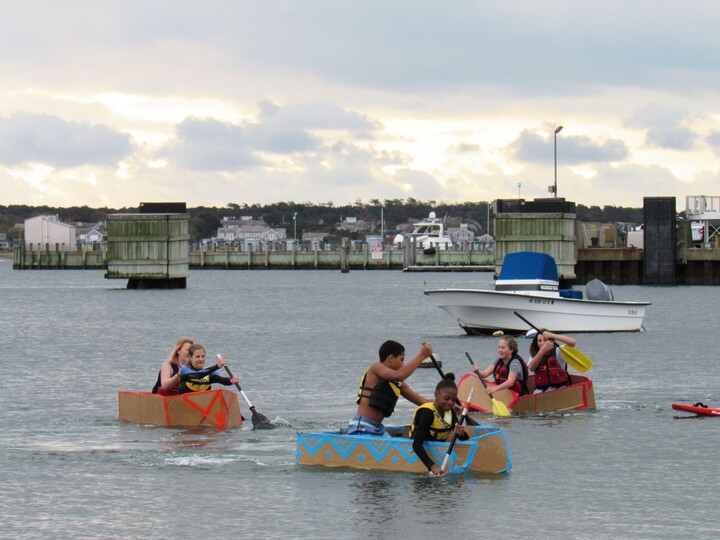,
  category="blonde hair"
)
[172,337,195,364]
[500,336,519,354]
